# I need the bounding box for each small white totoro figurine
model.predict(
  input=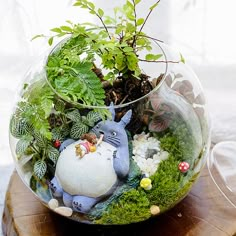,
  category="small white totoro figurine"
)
[49,104,132,213]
